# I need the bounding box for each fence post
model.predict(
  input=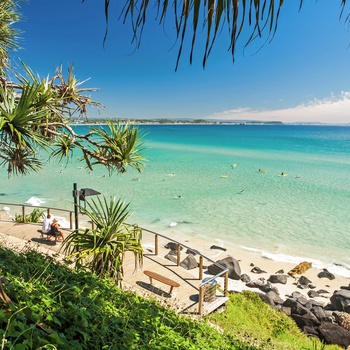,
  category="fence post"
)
[21,206,25,222]
[224,271,229,296]
[198,285,204,315]
[199,256,203,280]
[69,212,73,229]
[155,234,158,255]
[47,208,50,216]
[177,244,181,266]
